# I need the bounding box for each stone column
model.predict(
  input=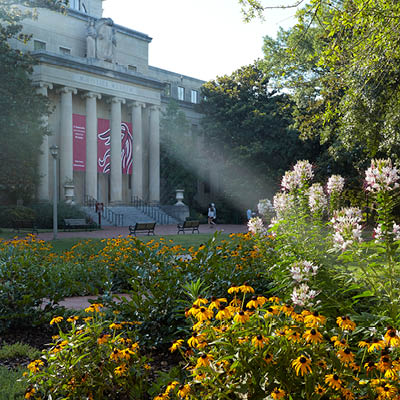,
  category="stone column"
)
[36,82,53,201]
[129,101,145,200]
[58,87,77,200]
[149,105,160,203]
[109,97,125,203]
[83,92,101,200]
